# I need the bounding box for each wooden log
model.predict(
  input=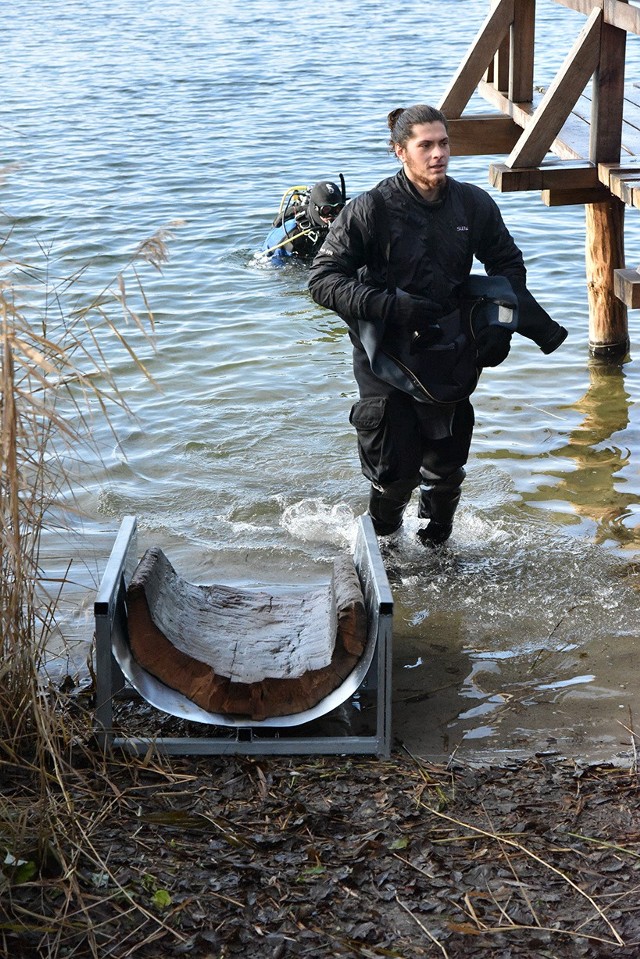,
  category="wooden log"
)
[125,548,367,721]
[585,197,629,354]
